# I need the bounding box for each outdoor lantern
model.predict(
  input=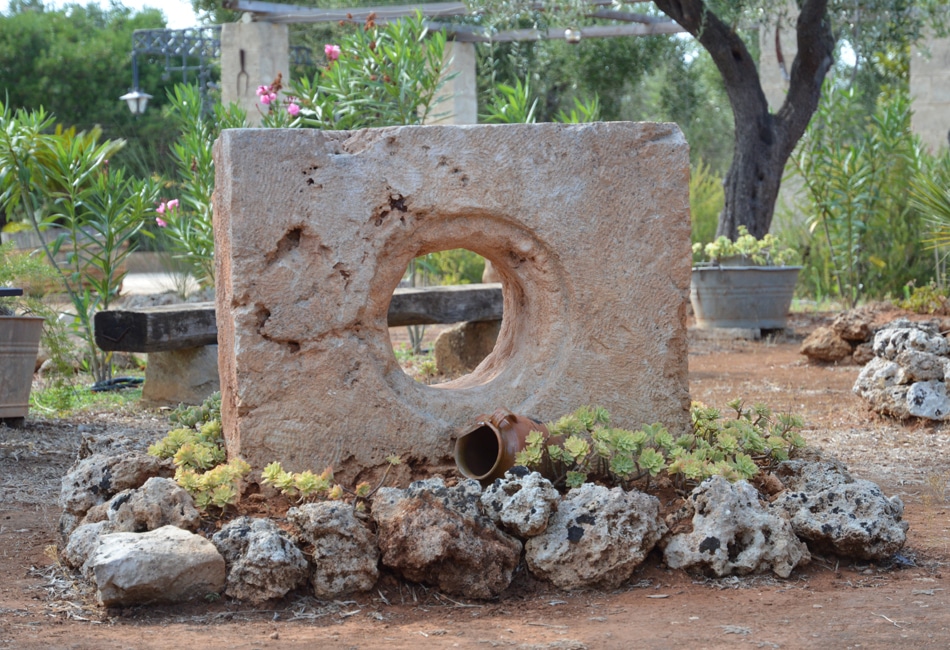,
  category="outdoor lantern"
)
[120,54,151,115]
[120,89,153,115]
[564,28,582,44]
